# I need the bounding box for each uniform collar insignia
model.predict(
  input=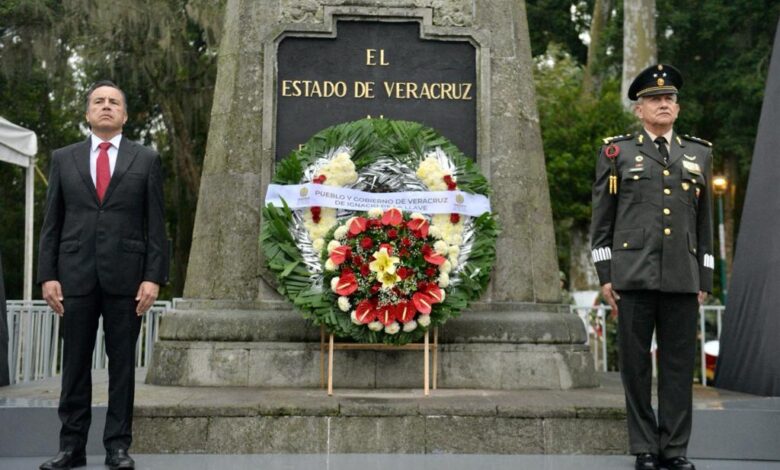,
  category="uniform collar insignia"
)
[684,154,696,160]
